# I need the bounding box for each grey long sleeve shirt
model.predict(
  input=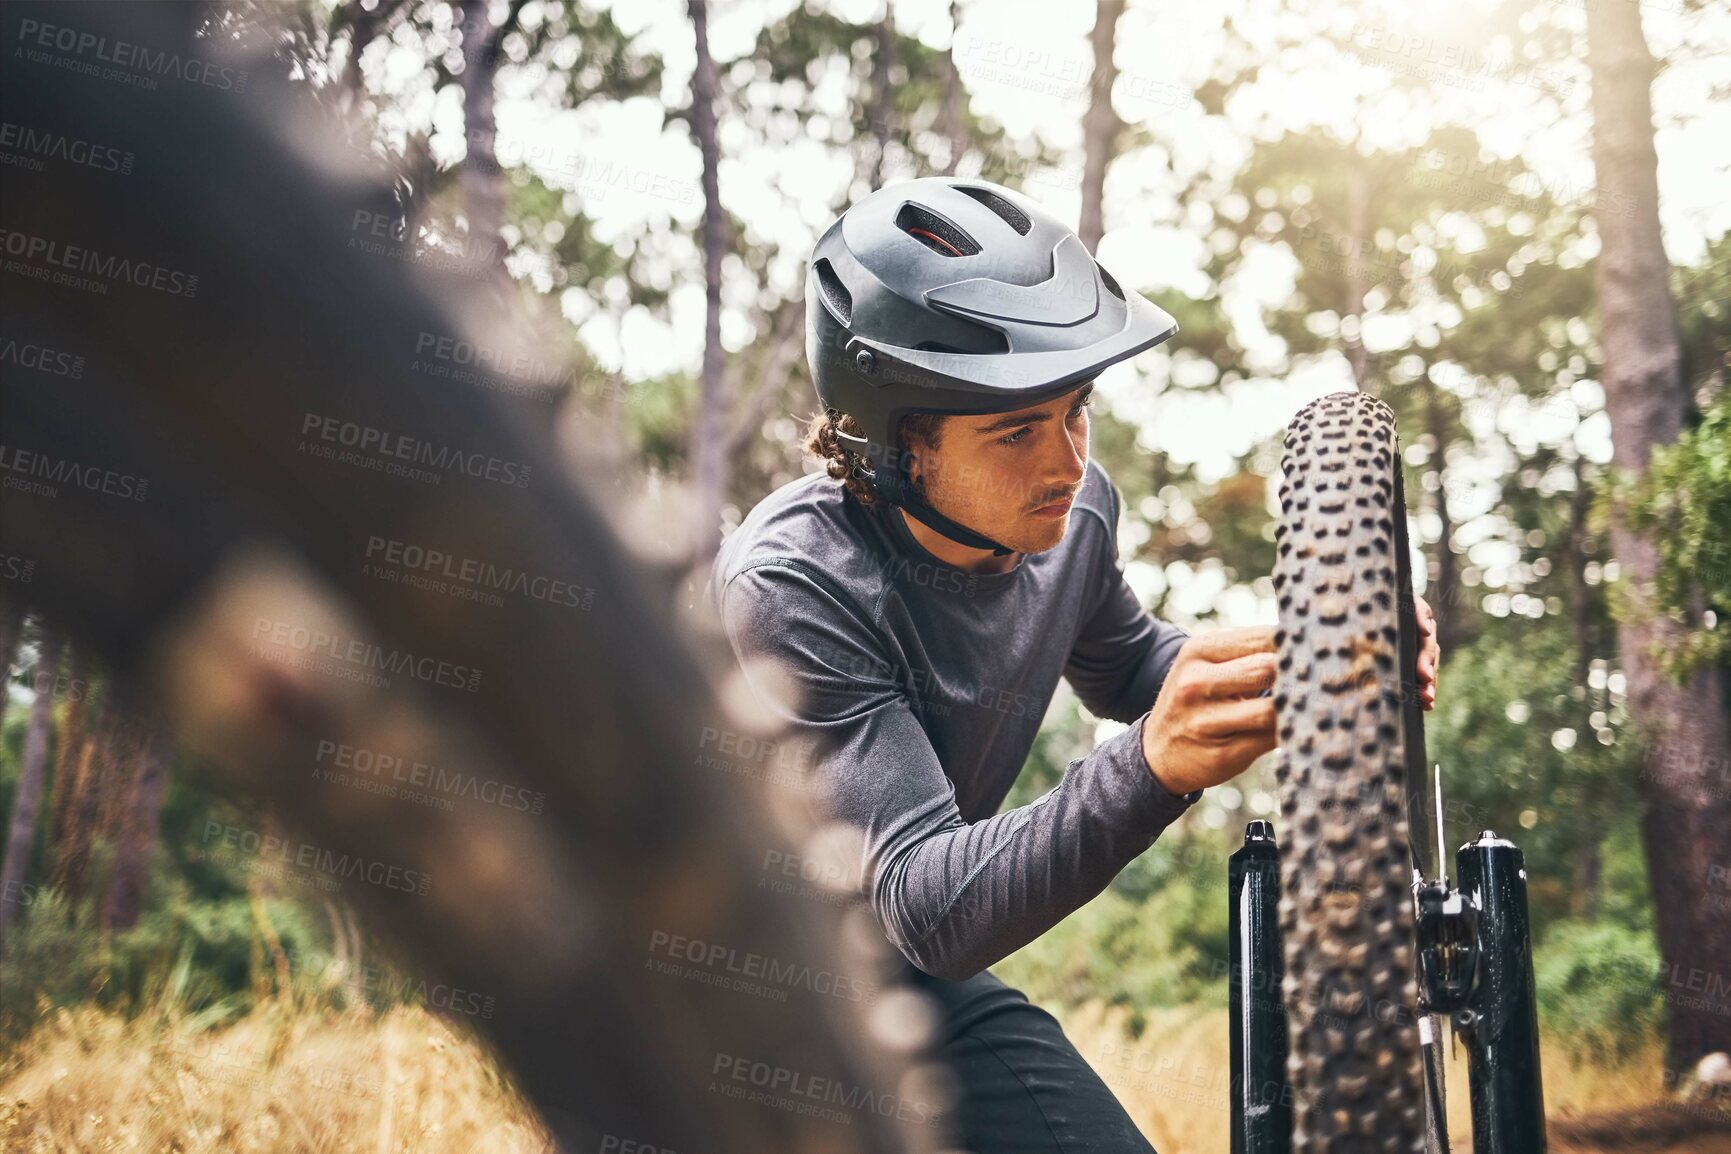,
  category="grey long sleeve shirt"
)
[709,458,1195,980]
